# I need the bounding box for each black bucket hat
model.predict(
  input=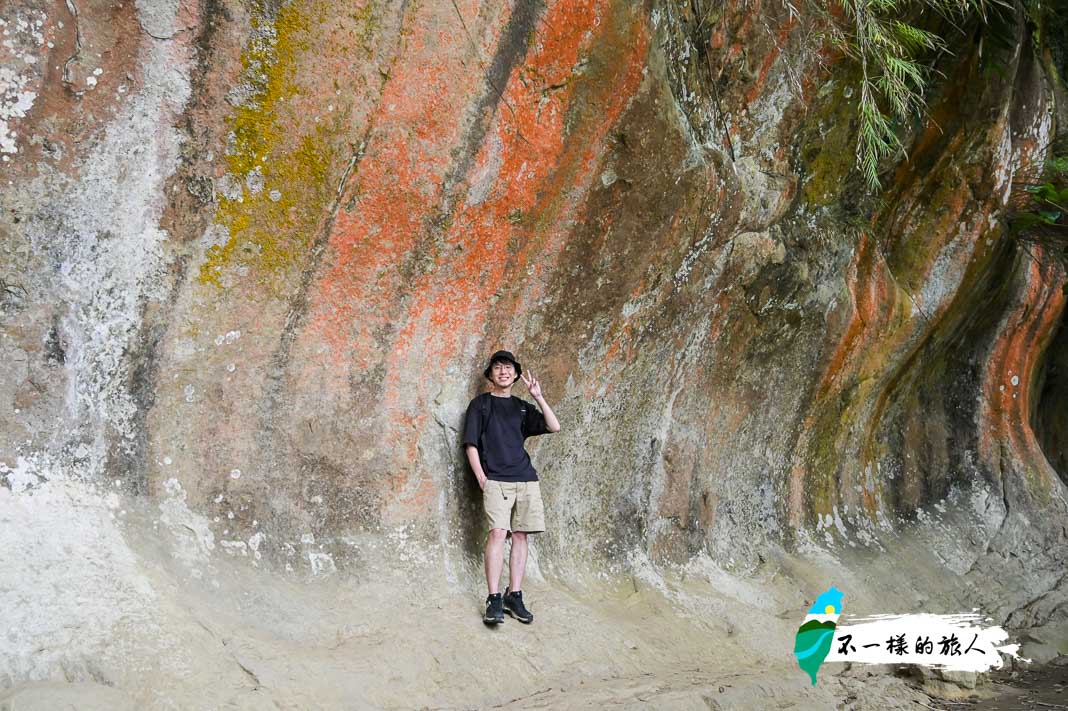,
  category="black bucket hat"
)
[484,350,522,381]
